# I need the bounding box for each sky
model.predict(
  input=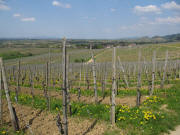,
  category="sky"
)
[0,0,180,39]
